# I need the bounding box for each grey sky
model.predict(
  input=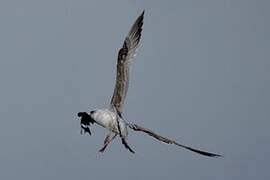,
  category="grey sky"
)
[0,0,269,179]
